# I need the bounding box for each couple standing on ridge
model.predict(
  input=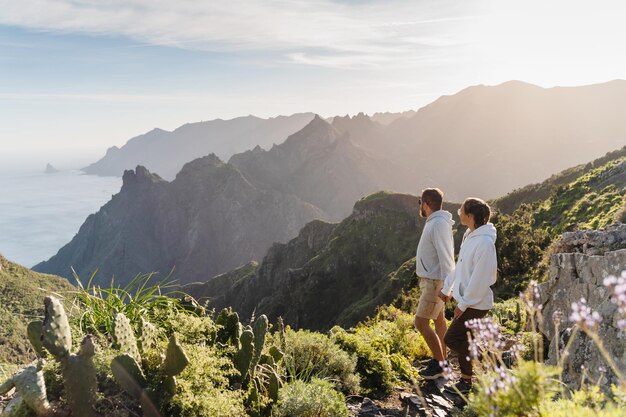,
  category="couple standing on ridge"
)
[413,188,497,396]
